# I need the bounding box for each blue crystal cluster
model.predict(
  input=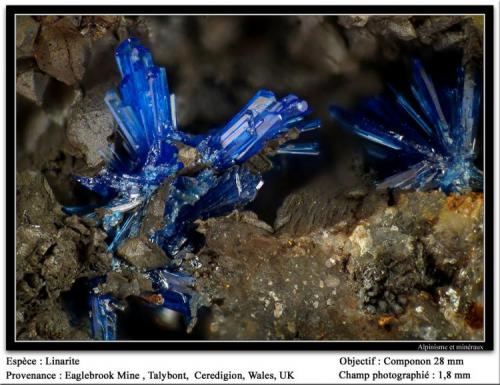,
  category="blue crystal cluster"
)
[330,59,482,193]
[68,38,319,340]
